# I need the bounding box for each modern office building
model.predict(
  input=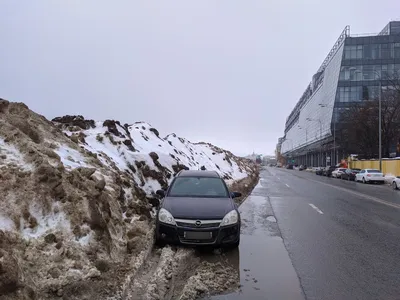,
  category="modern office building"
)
[280,21,400,167]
